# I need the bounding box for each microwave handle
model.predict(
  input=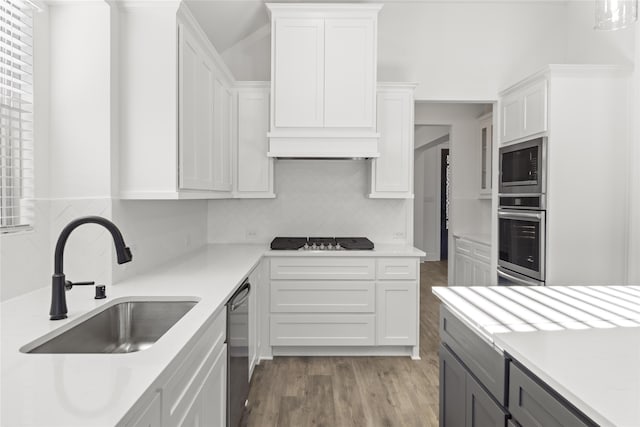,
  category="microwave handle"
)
[498,211,543,221]
[497,269,541,286]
